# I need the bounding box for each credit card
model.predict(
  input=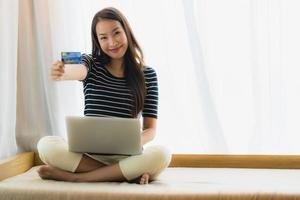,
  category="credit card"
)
[61,52,82,64]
